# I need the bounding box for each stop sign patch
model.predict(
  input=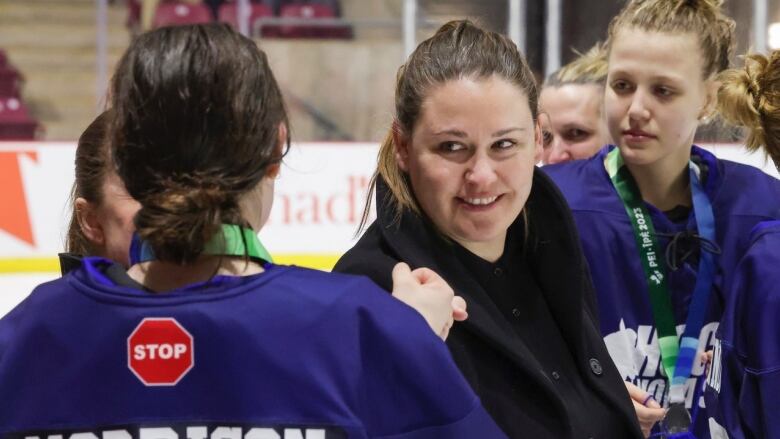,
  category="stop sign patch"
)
[127,317,194,386]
